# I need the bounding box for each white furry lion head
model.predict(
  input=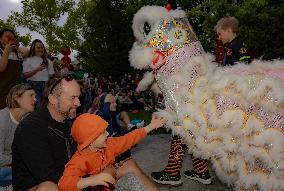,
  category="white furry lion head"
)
[129,5,201,70]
